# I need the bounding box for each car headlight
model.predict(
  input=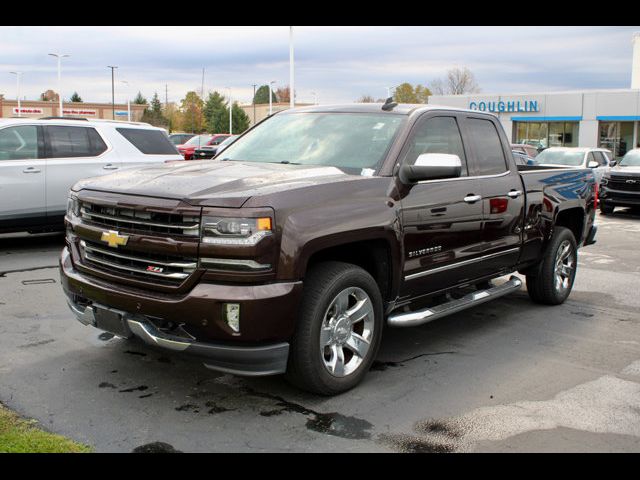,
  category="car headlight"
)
[201,216,272,245]
[66,194,80,218]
